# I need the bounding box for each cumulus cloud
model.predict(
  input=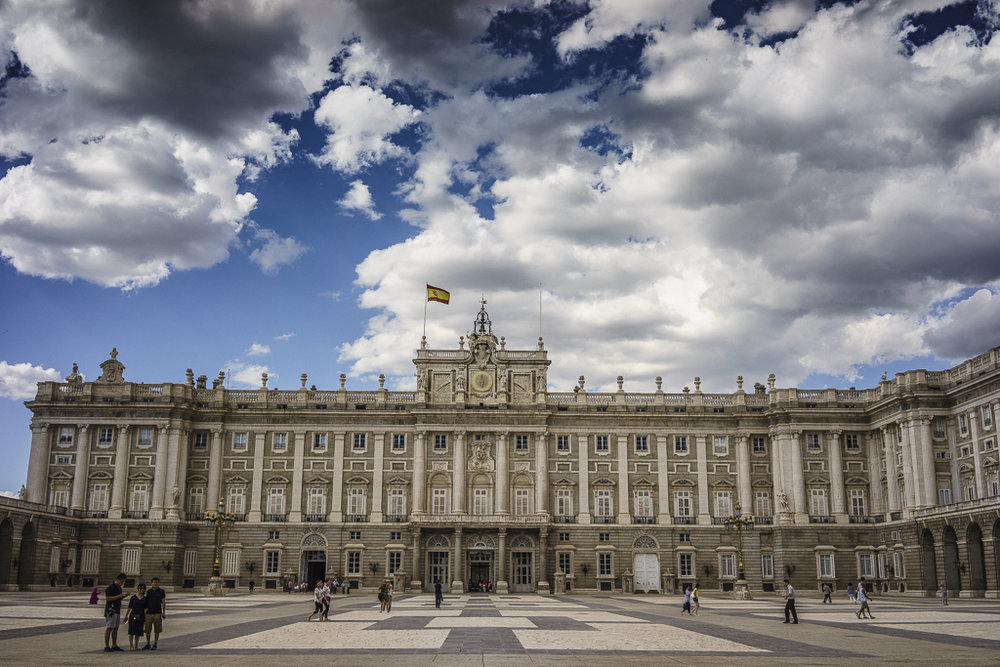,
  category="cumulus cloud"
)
[226,362,273,389]
[925,288,1000,361]
[338,180,383,220]
[246,343,271,356]
[248,227,308,274]
[0,361,62,399]
[275,333,295,341]
[0,490,18,499]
